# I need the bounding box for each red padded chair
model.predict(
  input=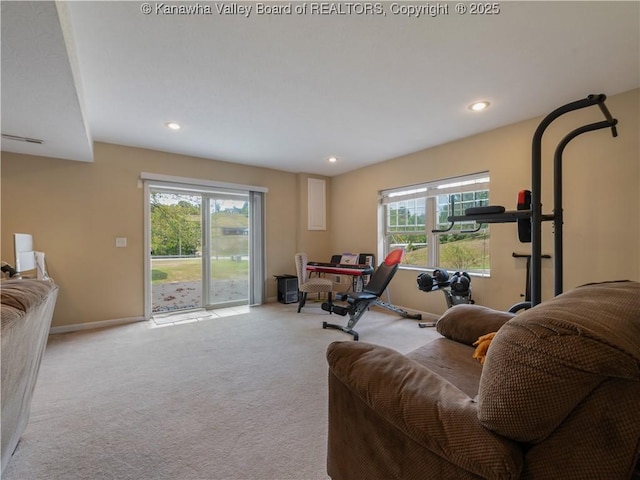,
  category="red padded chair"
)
[321,248,404,340]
